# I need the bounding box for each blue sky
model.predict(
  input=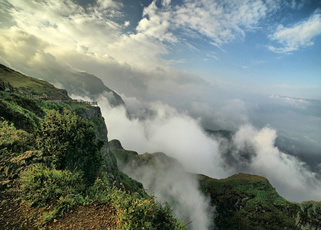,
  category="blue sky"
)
[129,0,321,99]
